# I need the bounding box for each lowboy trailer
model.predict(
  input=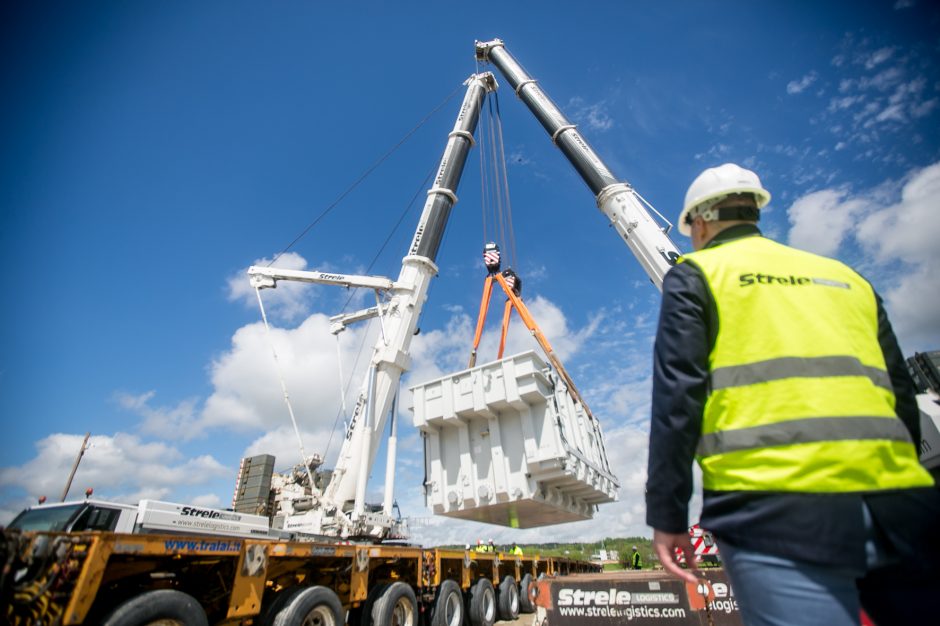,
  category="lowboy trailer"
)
[1,528,598,625]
